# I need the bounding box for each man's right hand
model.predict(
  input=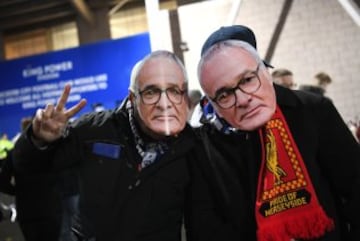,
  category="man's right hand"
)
[32,84,87,144]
